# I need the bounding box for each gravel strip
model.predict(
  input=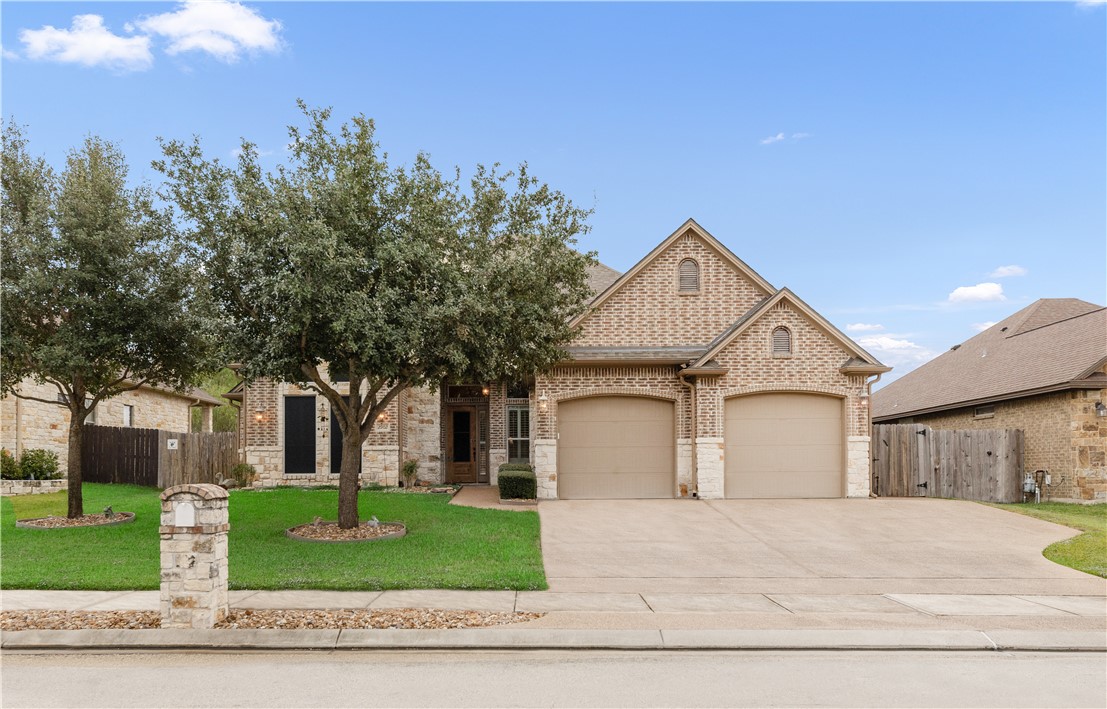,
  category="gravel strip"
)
[16,512,134,528]
[2,609,543,631]
[287,522,405,541]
